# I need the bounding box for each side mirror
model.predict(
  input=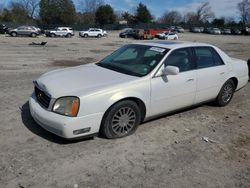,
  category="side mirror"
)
[162,66,180,76]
